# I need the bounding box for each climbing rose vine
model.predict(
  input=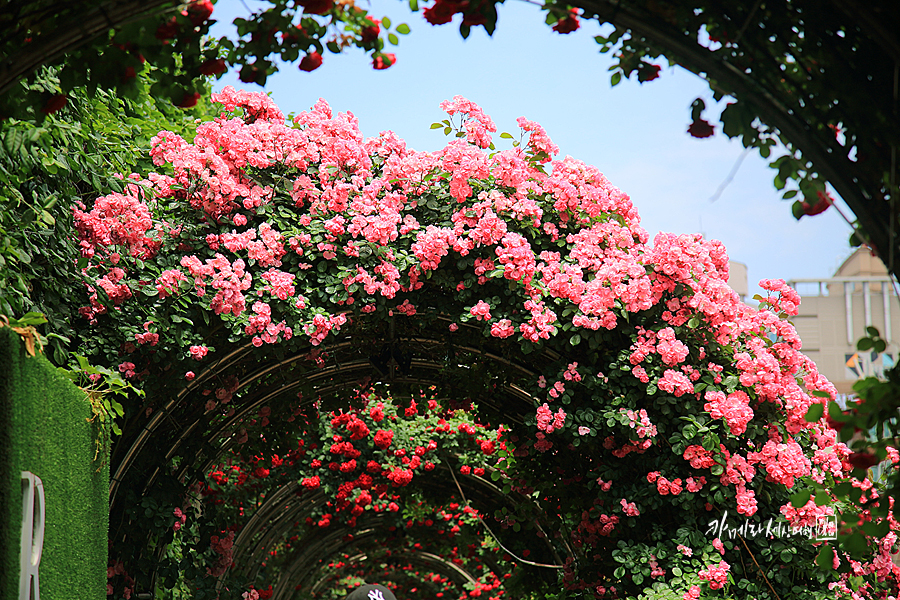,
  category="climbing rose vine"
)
[81,88,899,599]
